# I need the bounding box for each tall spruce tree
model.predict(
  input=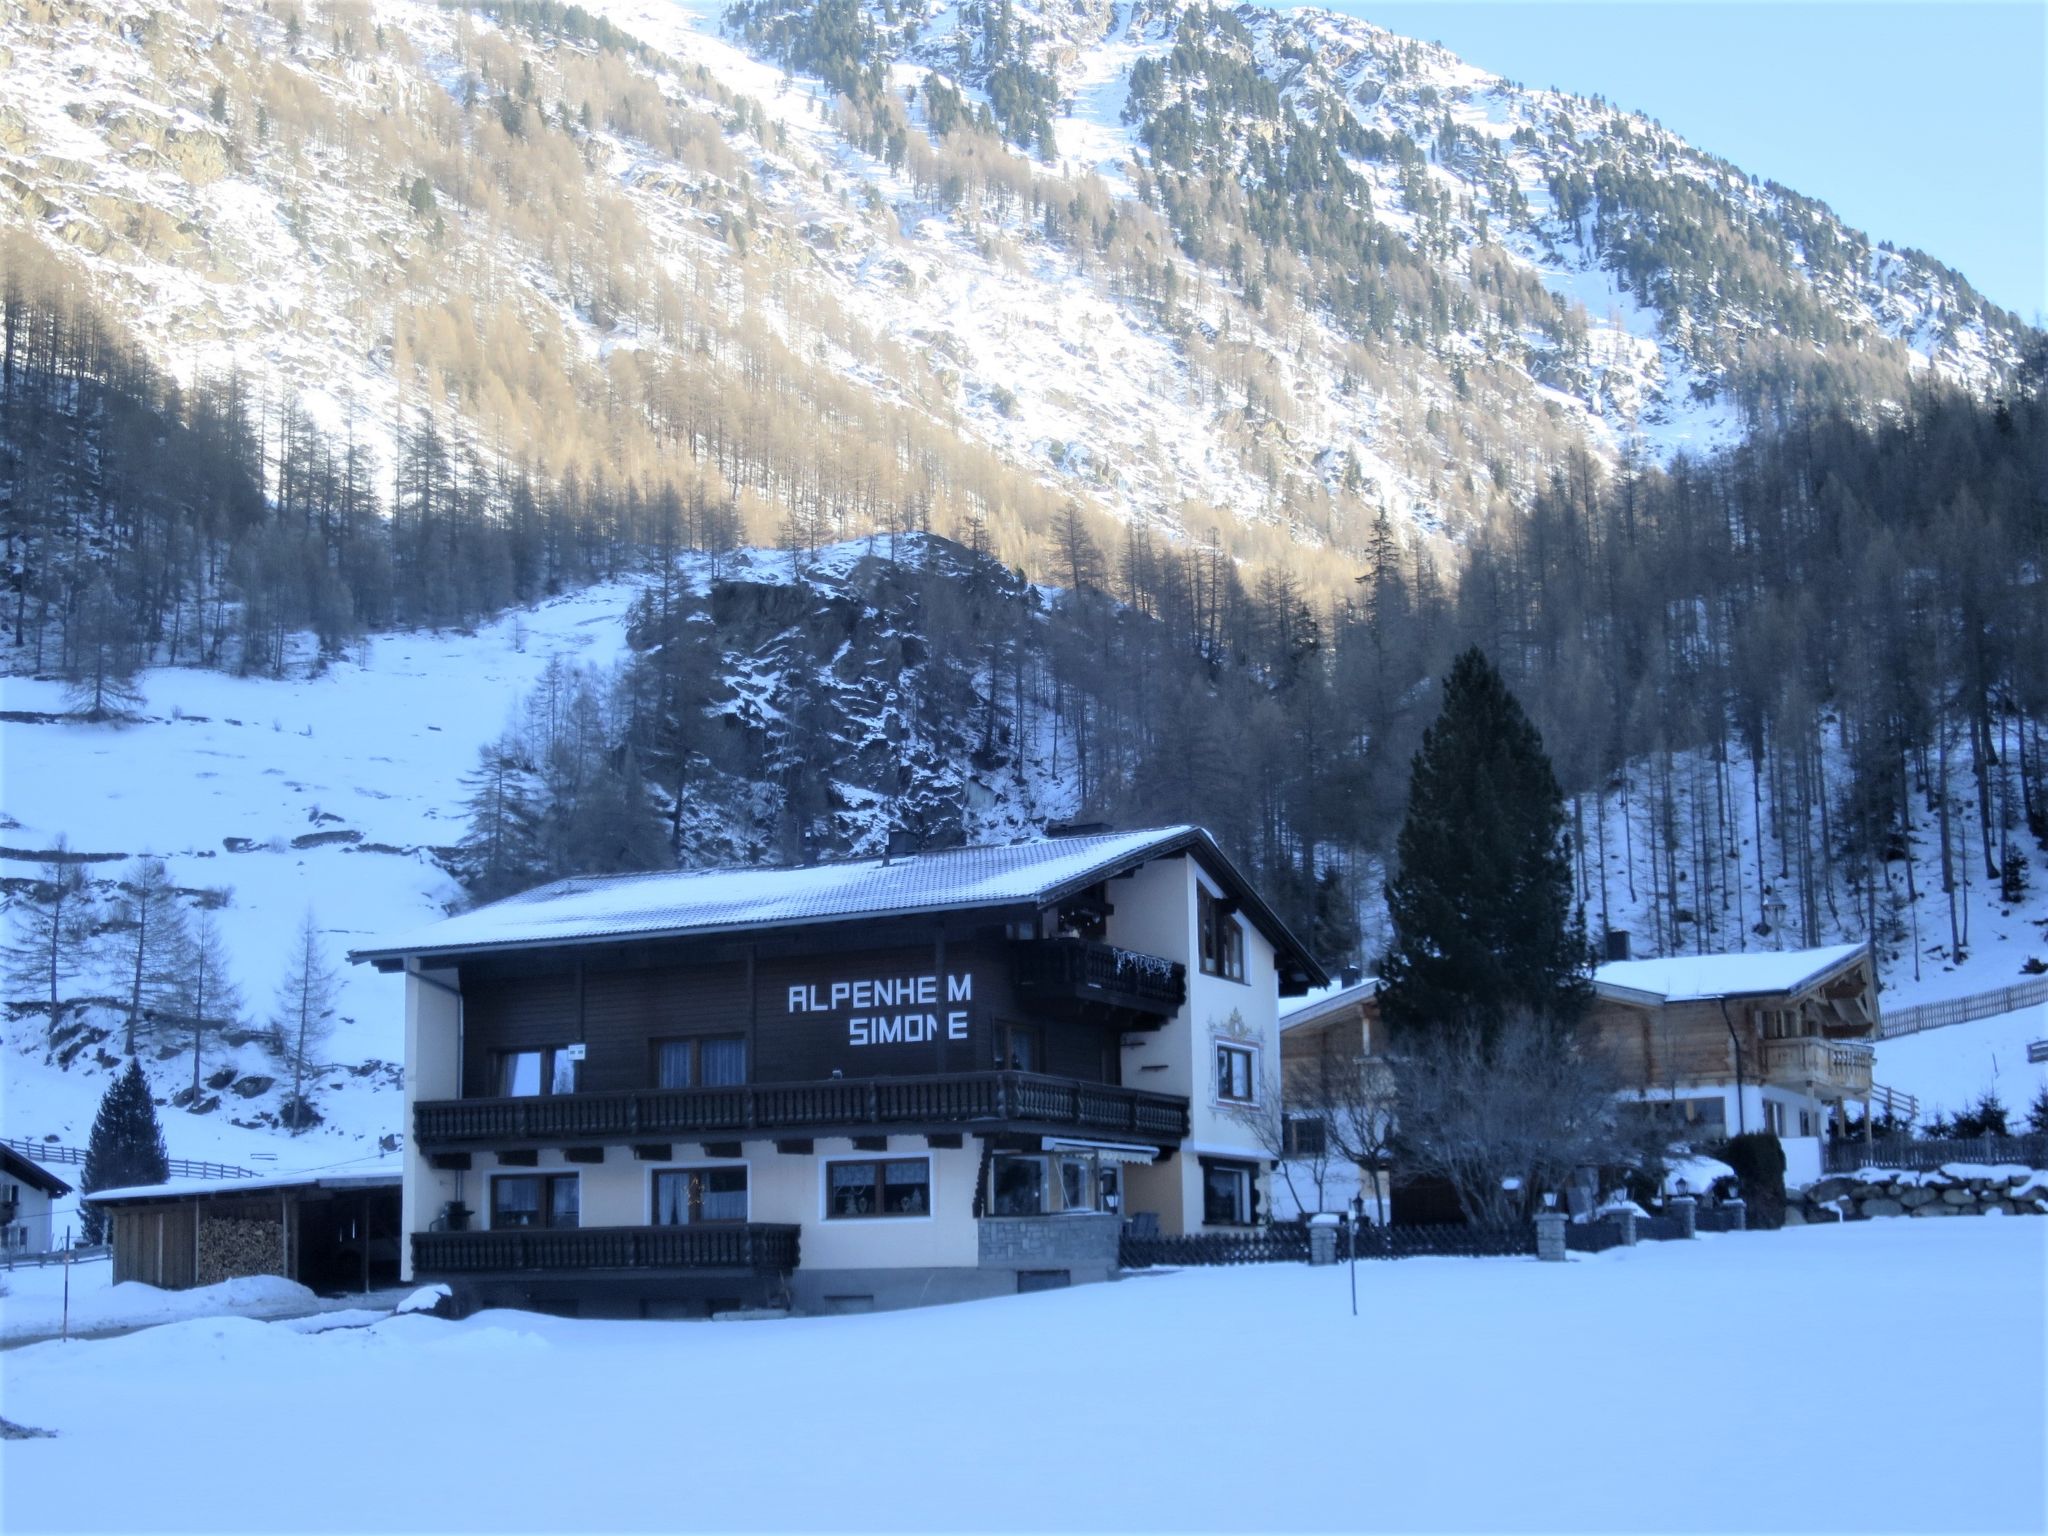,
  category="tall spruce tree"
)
[79,1059,170,1243]
[1379,647,1589,1042]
